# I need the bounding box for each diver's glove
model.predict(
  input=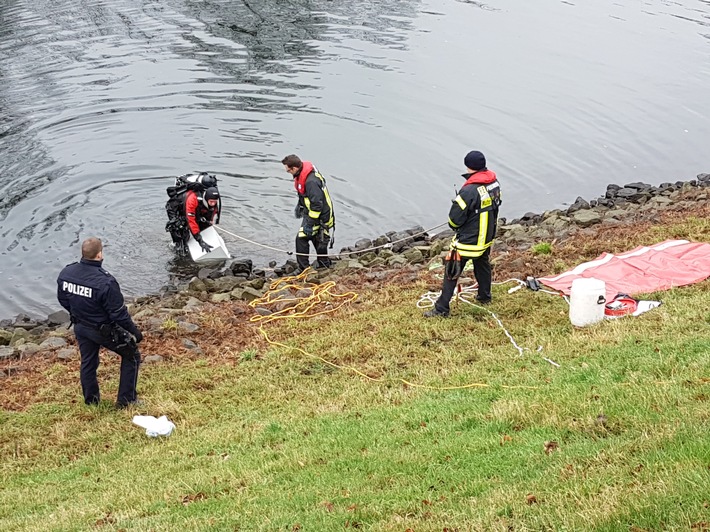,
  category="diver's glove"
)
[195,234,213,253]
